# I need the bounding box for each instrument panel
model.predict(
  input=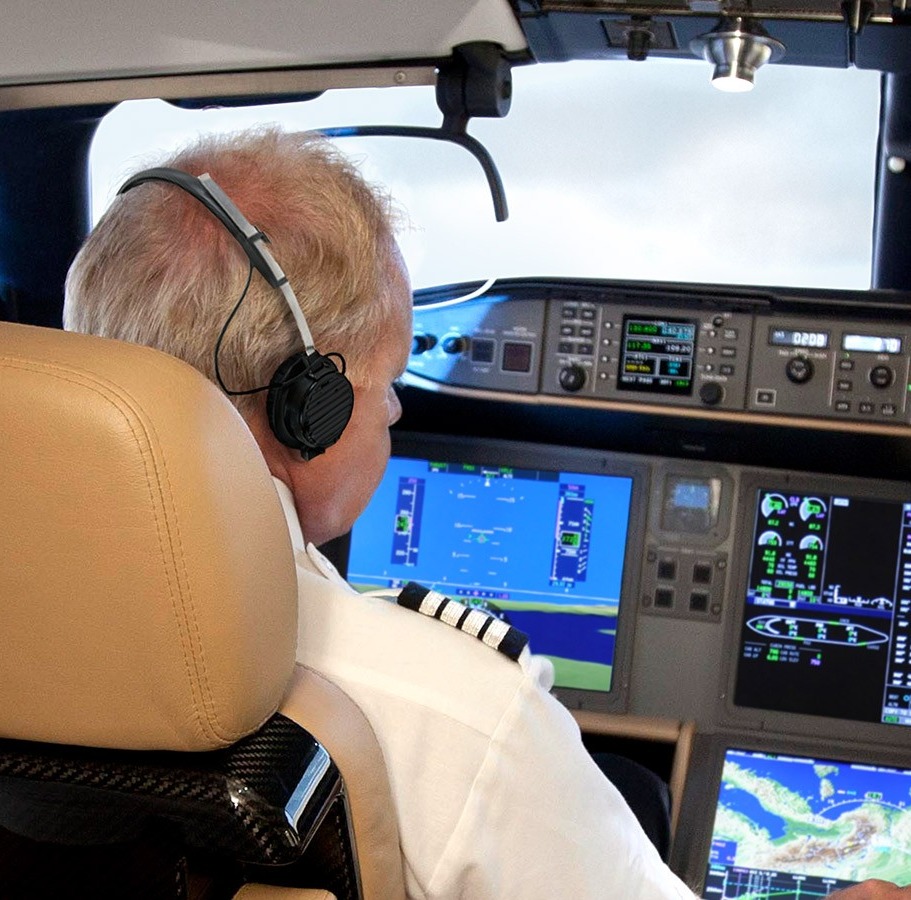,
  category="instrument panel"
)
[406,284,911,428]
[394,282,911,894]
[334,429,911,754]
